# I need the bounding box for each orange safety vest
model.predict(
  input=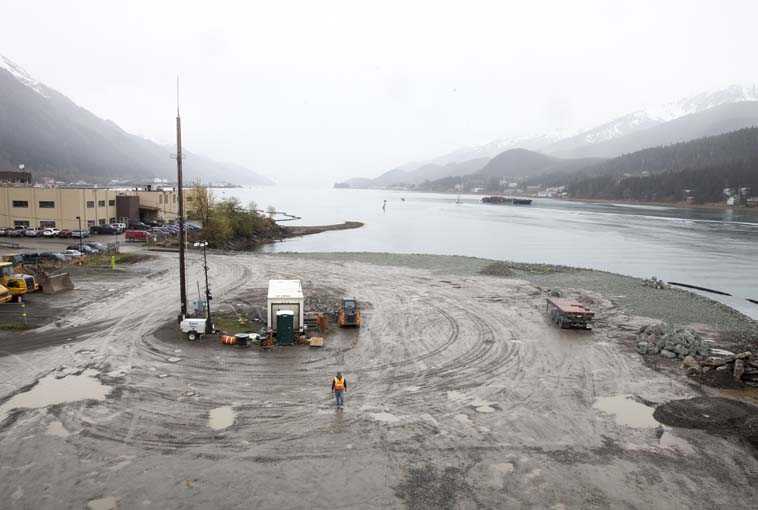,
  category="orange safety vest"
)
[333,376,345,391]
